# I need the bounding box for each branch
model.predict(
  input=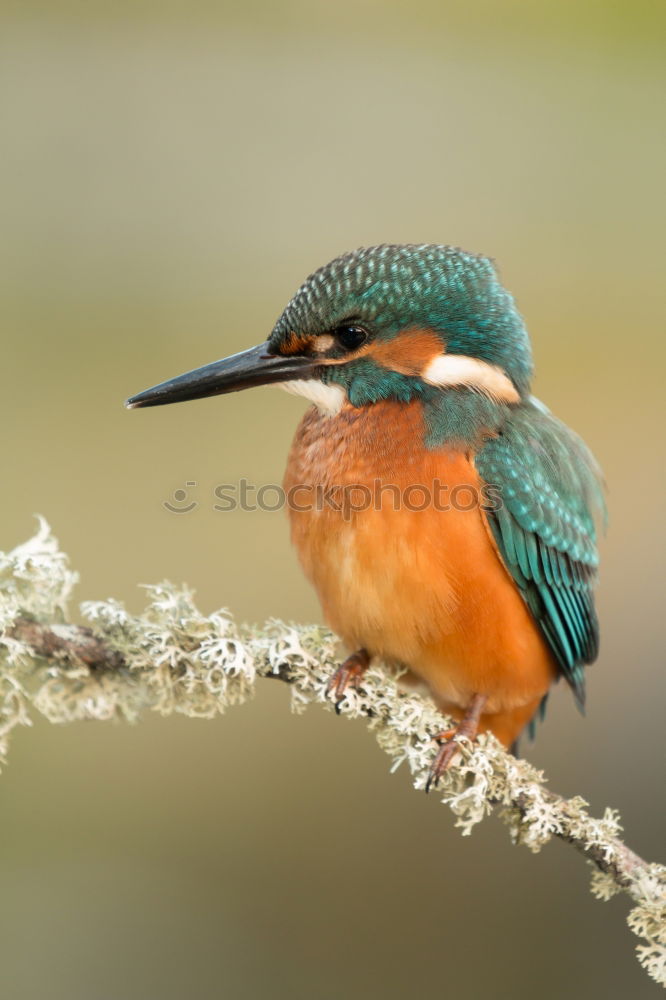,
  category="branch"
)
[1,520,664,987]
